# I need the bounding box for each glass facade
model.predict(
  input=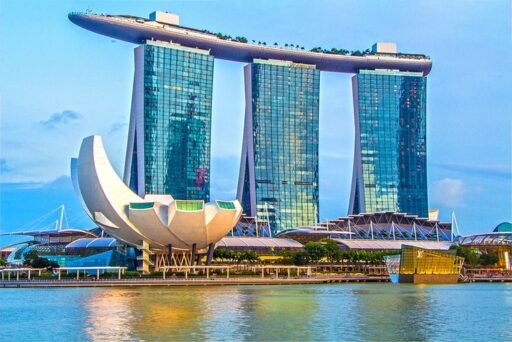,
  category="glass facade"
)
[7,243,136,271]
[238,59,320,233]
[350,70,428,217]
[130,41,214,201]
[175,200,203,211]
